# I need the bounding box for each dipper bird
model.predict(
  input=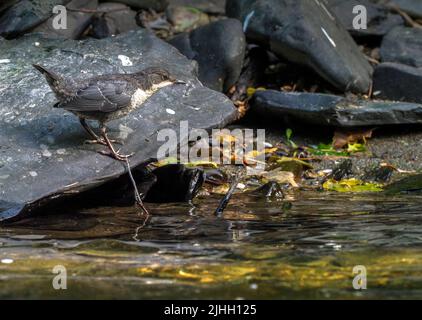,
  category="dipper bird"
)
[33,64,182,161]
